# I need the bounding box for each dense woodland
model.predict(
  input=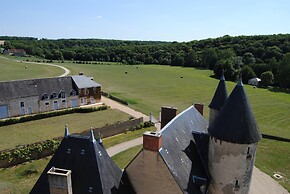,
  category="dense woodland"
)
[1,34,290,88]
